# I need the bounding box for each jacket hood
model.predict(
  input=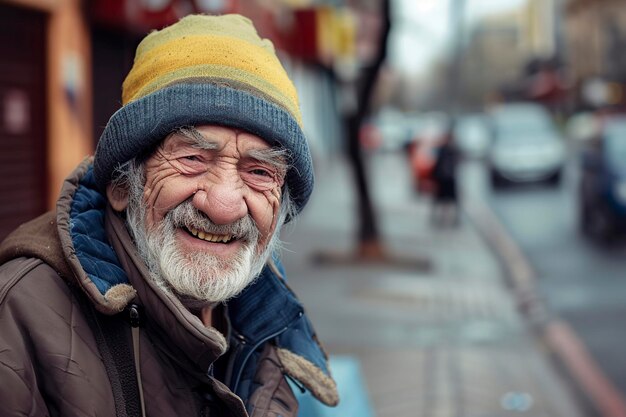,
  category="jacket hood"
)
[0,158,138,314]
